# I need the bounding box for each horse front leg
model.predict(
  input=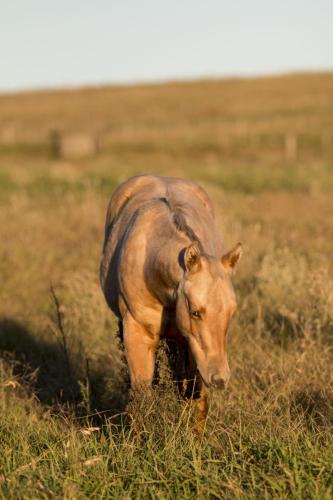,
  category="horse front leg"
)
[122,313,158,436]
[186,372,208,436]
